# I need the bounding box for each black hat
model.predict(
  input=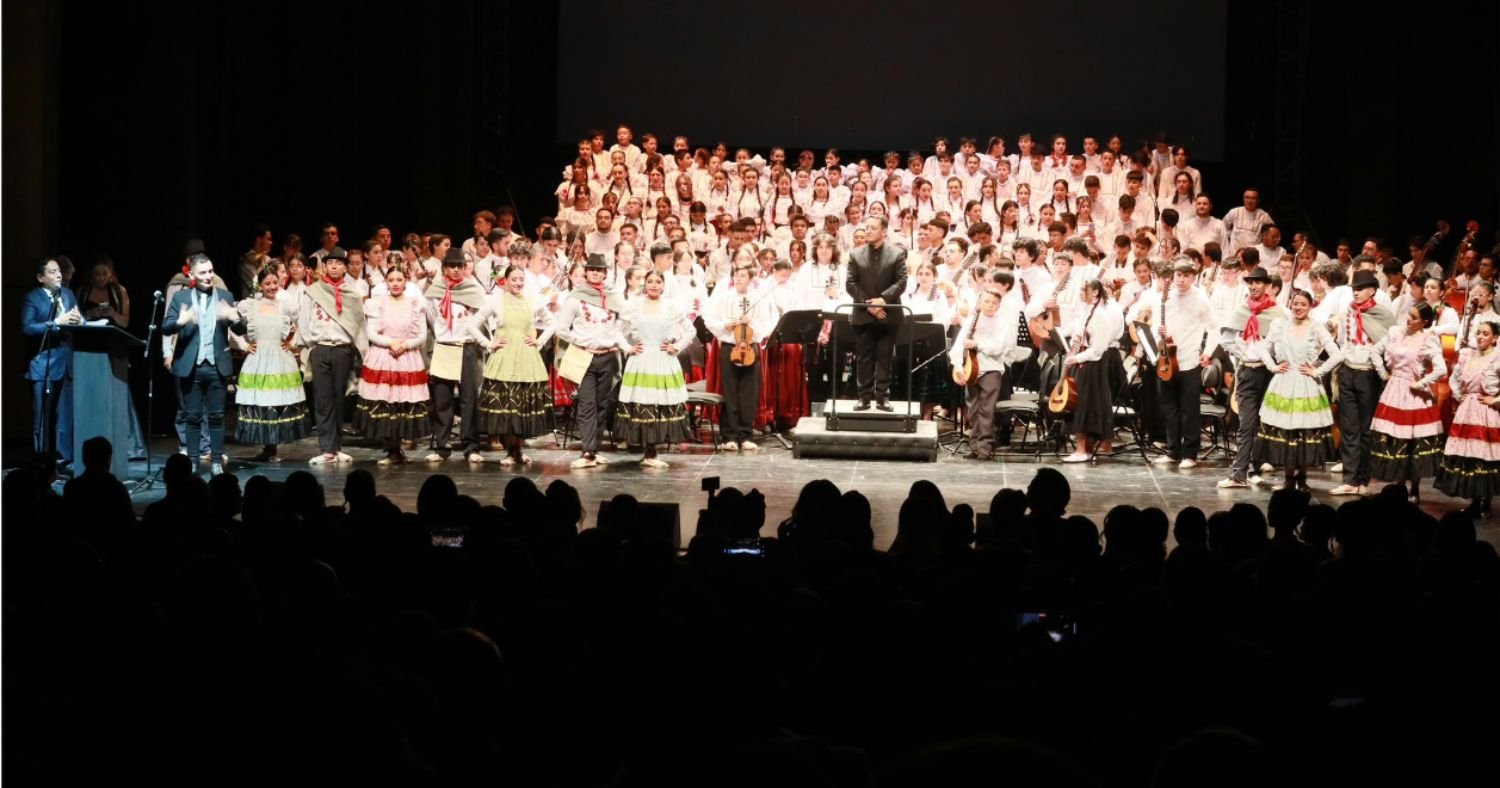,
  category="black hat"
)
[183,238,207,257]
[324,246,349,261]
[486,228,509,245]
[1351,270,1379,290]
[585,253,609,270]
[1243,266,1272,283]
[441,247,467,268]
